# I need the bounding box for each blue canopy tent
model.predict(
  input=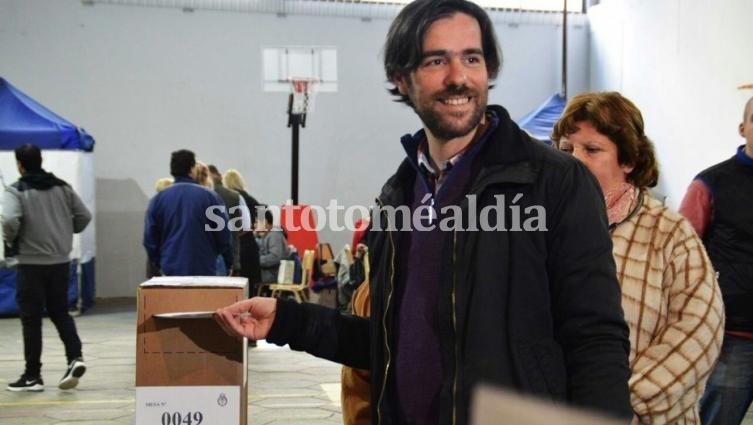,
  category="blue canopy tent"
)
[517,93,566,146]
[0,79,94,151]
[0,77,96,315]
